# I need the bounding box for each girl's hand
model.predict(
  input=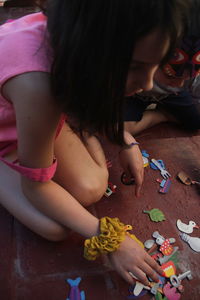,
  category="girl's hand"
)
[119,143,144,197]
[108,235,163,286]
